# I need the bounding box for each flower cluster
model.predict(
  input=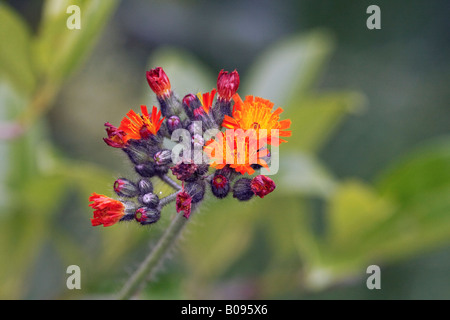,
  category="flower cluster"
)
[89,67,291,227]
